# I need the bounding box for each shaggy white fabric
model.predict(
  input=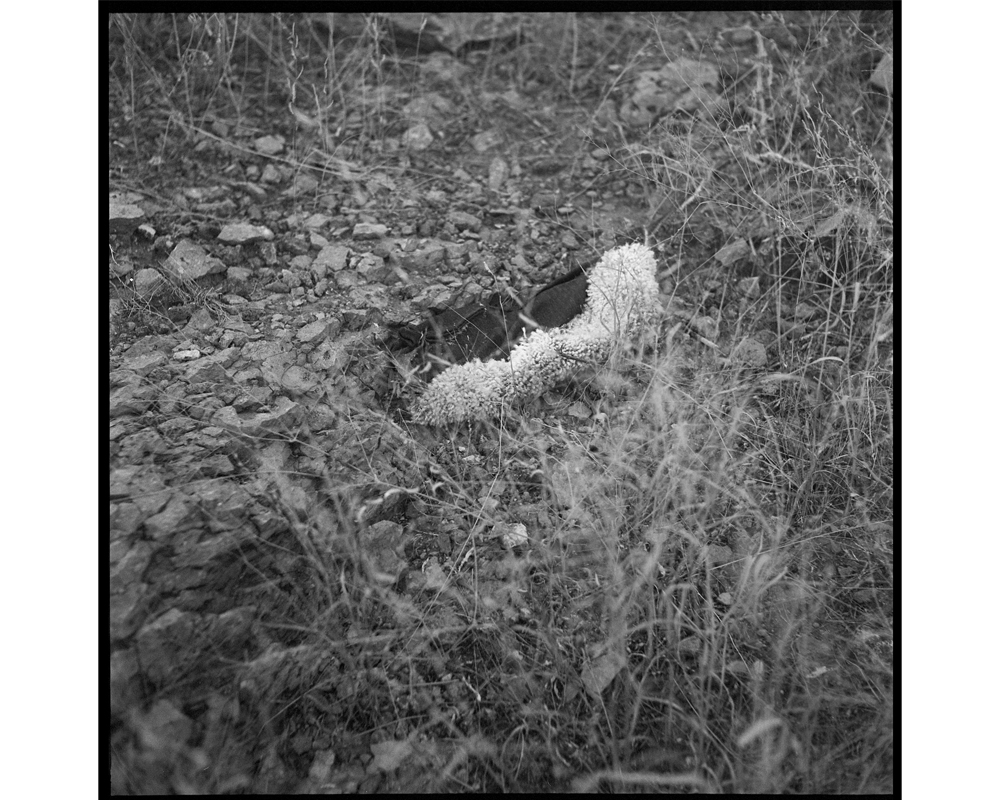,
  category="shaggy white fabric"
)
[412,243,660,425]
